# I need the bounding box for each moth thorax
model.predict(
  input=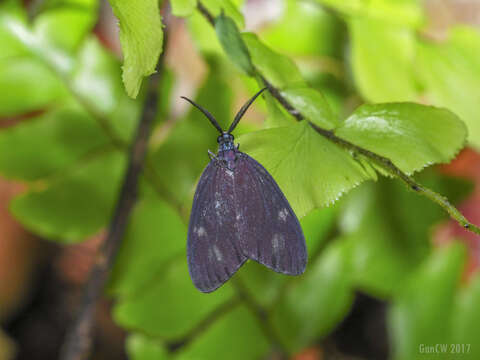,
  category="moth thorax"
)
[217,133,235,152]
